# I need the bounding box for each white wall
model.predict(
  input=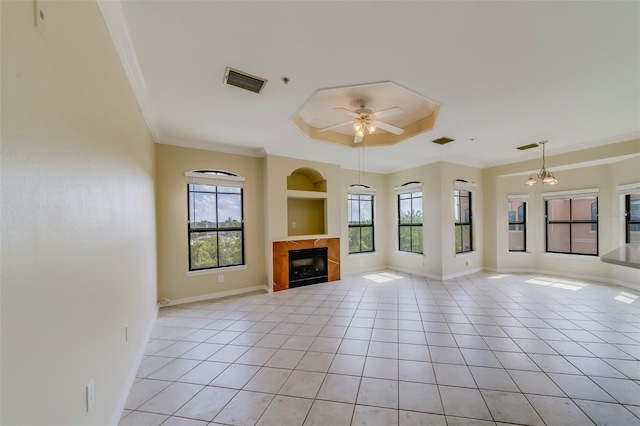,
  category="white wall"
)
[1,2,158,424]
